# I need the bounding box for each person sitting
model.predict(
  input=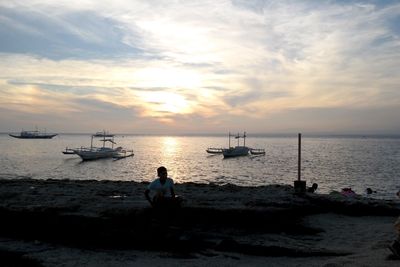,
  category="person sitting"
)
[145,166,181,208]
[307,183,318,193]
